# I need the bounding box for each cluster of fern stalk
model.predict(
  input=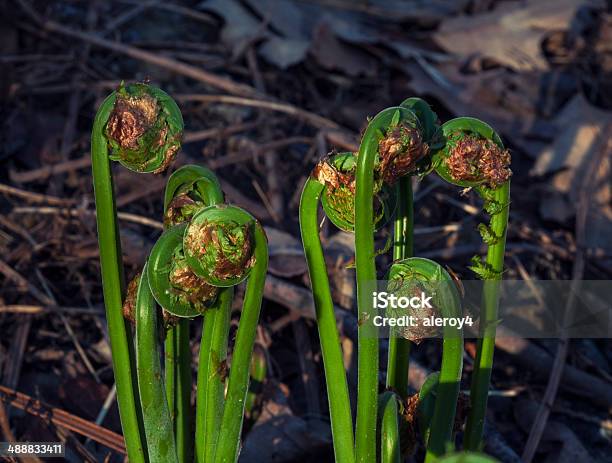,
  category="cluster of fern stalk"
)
[92,83,267,463]
[299,98,510,463]
[92,84,510,463]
